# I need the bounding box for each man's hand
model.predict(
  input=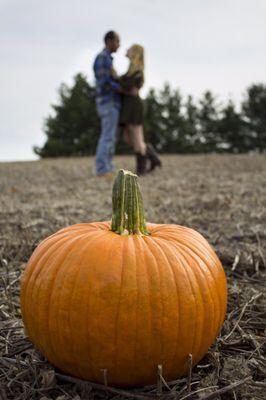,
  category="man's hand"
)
[129,87,139,96]
[117,86,139,96]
